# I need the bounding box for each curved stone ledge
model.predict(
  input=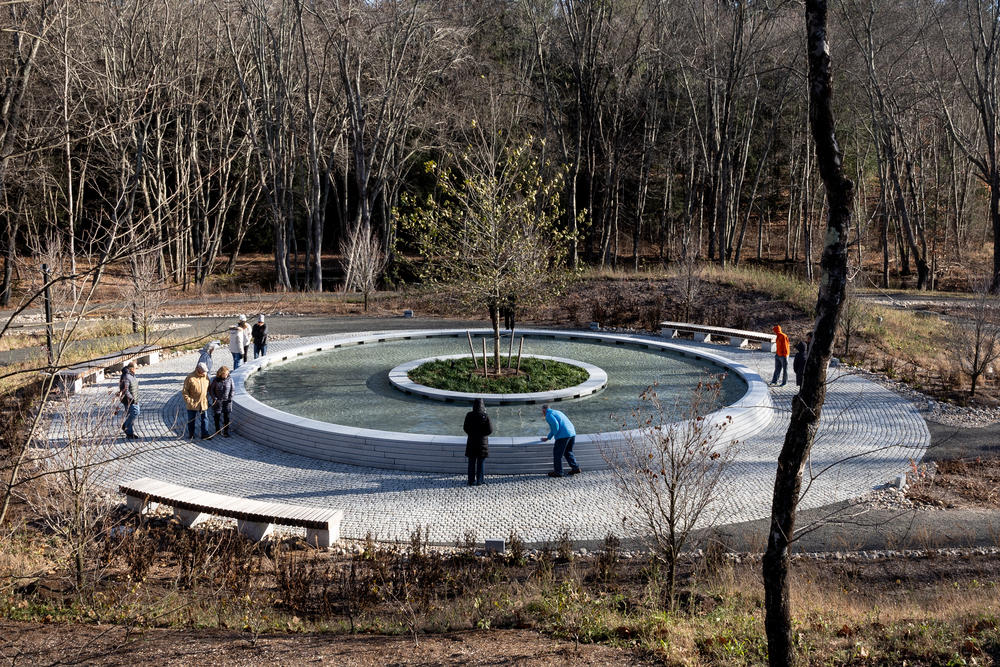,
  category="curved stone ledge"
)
[388,354,608,405]
[230,328,775,474]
